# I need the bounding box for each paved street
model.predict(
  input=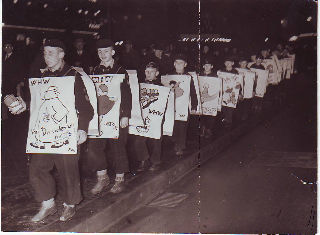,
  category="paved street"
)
[108,73,317,233]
